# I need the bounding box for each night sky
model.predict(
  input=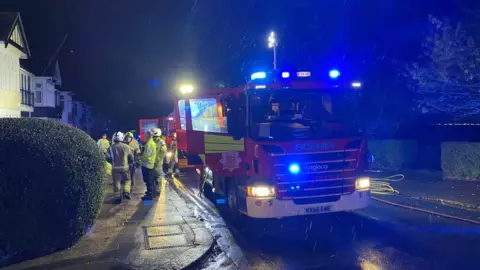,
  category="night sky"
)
[0,0,478,132]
